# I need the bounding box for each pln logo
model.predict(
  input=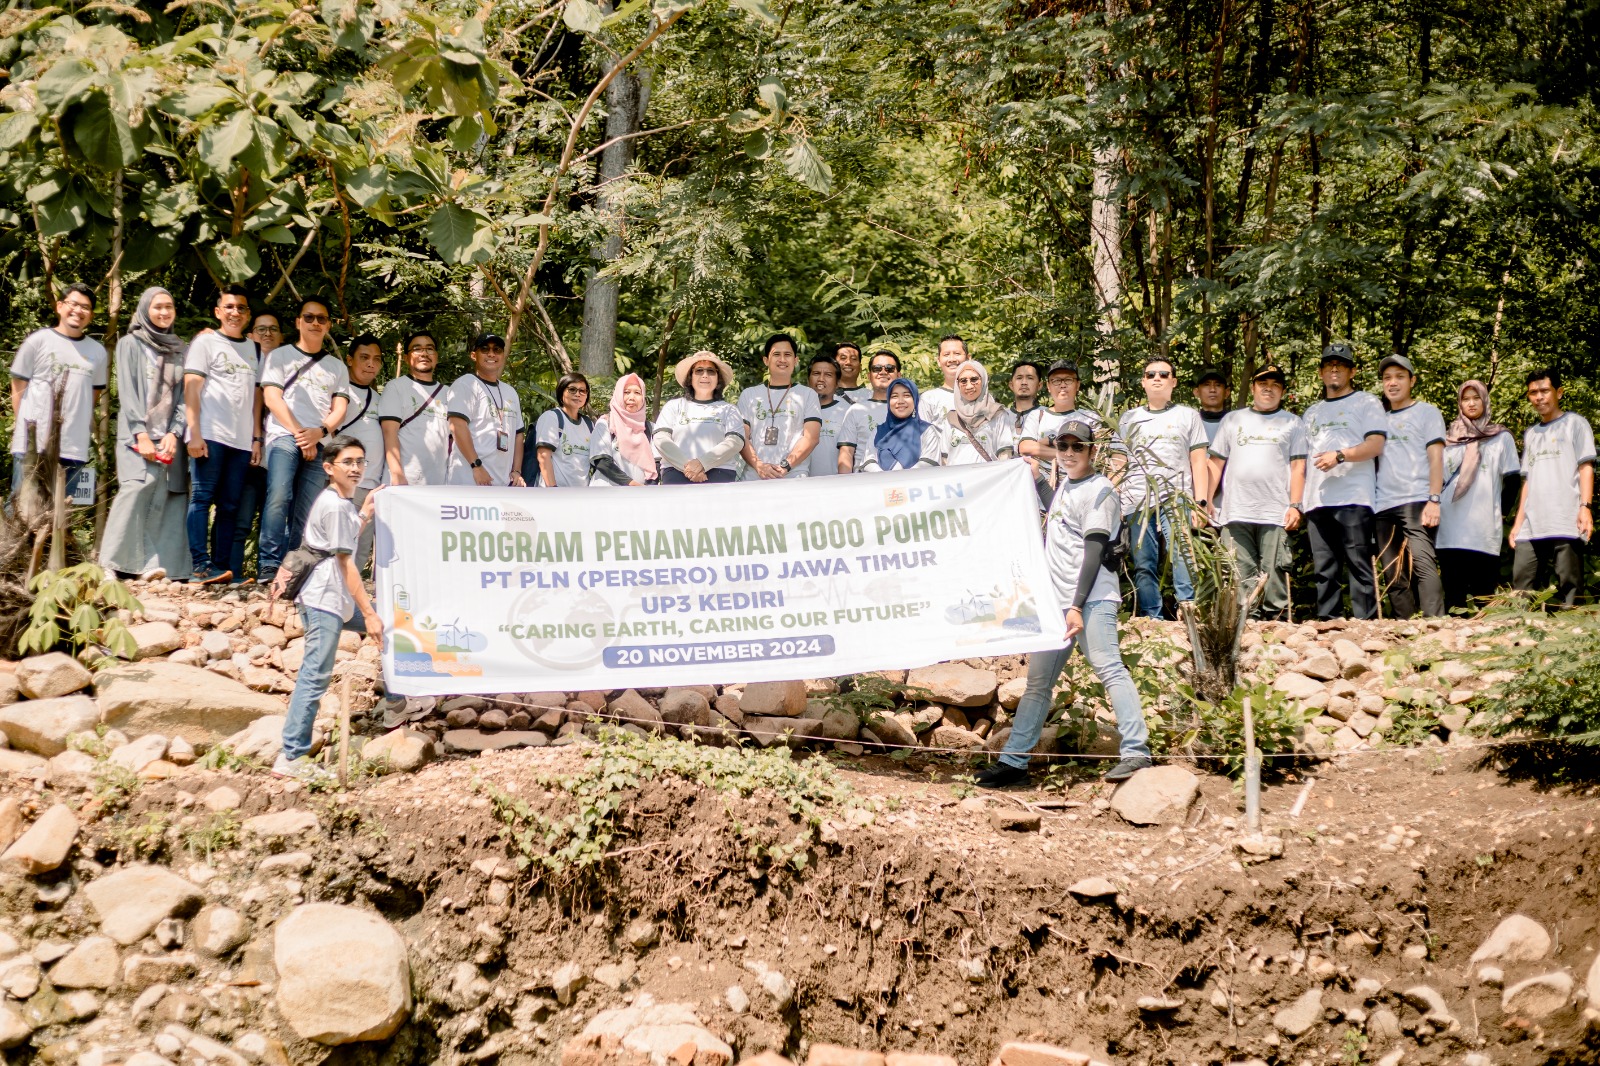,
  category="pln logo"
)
[883,488,907,507]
